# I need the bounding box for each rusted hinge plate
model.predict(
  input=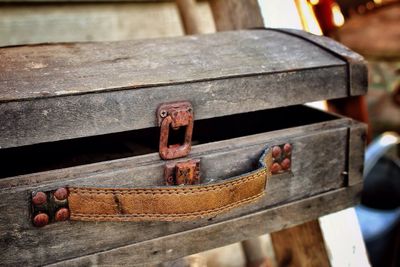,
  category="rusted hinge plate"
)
[31,187,70,227]
[165,159,200,185]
